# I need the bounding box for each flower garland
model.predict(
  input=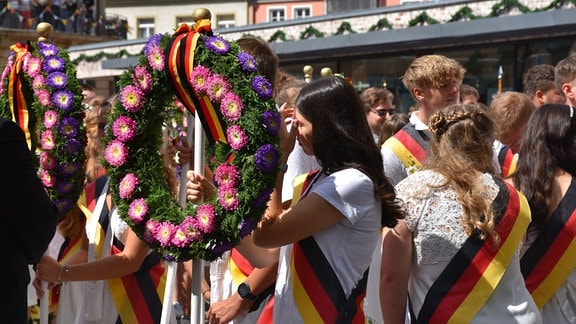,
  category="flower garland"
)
[102,30,280,261]
[0,41,86,217]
